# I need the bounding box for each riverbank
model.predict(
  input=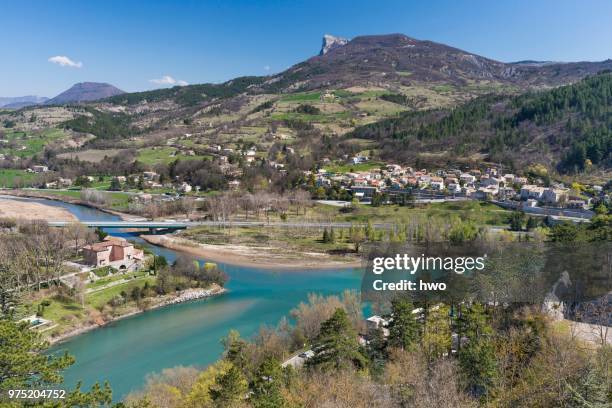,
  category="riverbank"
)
[0,195,77,221]
[0,189,140,221]
[141,234,364,270]
[48,285,226,345]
